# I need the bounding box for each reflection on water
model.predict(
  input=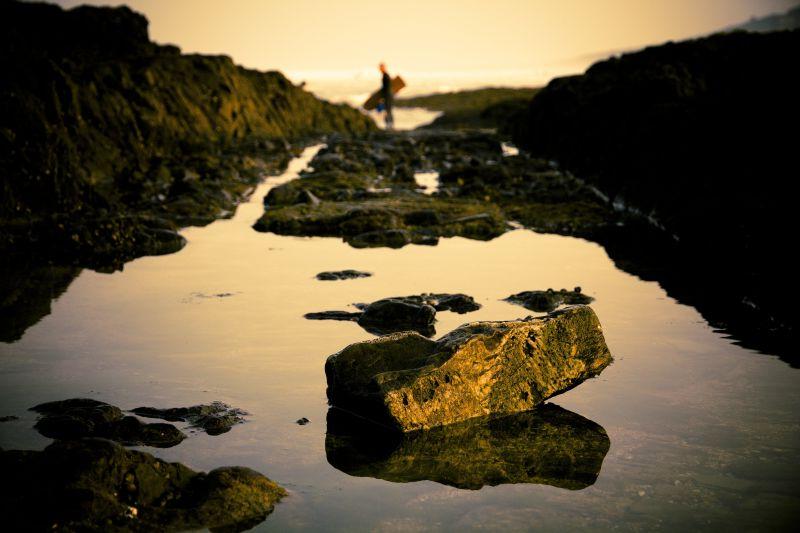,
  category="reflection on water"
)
[326,404,610,490]
[0,261,80,343]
